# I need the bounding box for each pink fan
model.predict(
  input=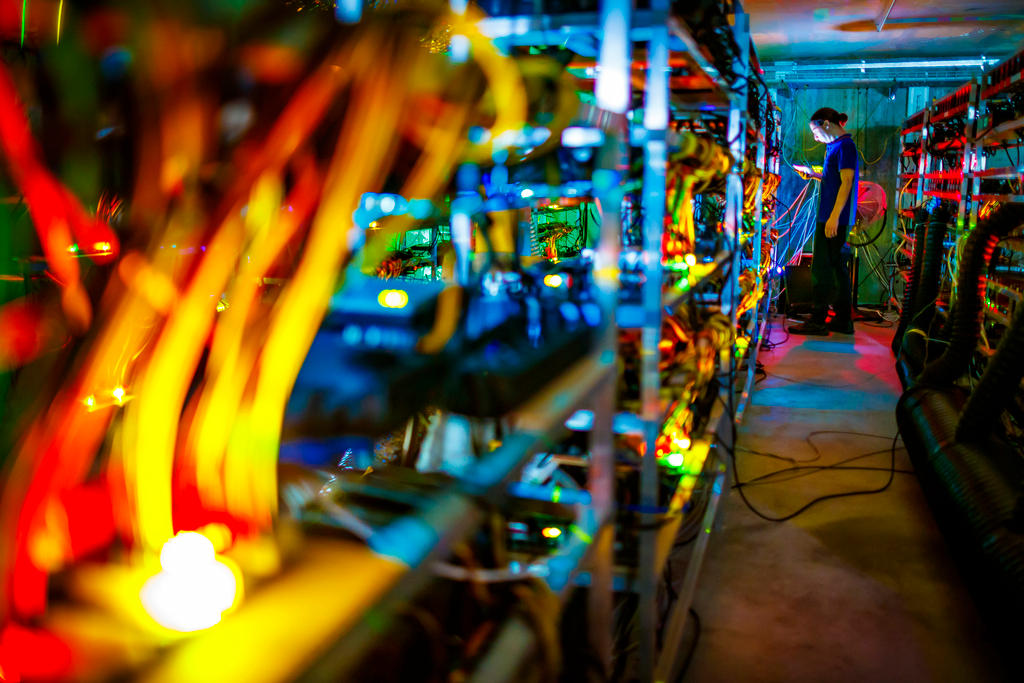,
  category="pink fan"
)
[850,181,888,246]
